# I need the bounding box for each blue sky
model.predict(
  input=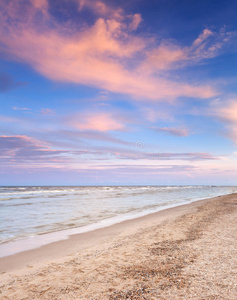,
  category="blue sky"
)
[0,0,237,185]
